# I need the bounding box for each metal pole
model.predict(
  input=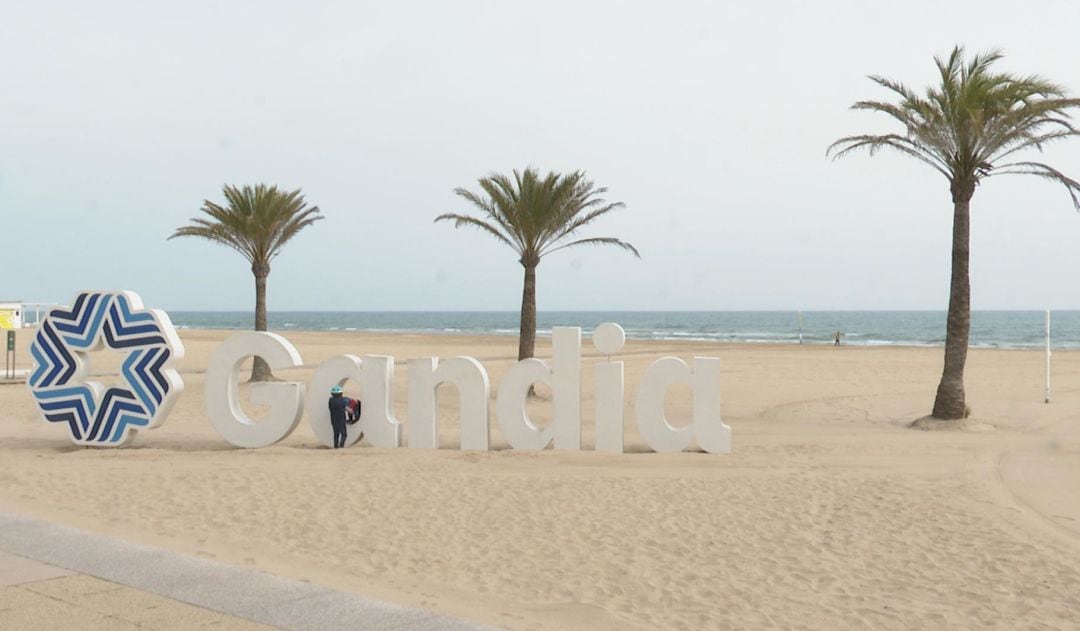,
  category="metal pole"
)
[1045,309,1051,404]
[5,331,12,380]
